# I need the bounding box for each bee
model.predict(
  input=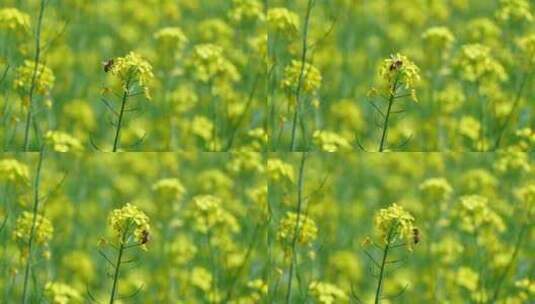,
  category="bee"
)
[102,59,114,73]
[140,230,150,245]
[412,228,420,245]
[389,55,403,71]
